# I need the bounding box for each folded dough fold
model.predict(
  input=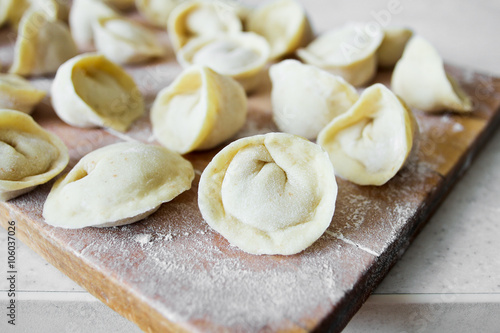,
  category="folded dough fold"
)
[198,133,337,255]
[318,83,418,186]
[0,74,46,114]
[51,53,144,132]
[43,142,194,228]
[151,65,247,154]
[391,35,472,112]
[0,109,69,201]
